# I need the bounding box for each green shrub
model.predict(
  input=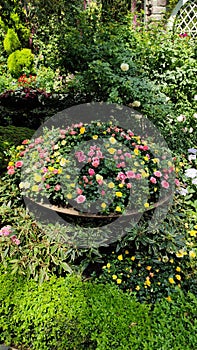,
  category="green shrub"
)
[7,48,34,78]
[0,125,34,173]
[3,28,21,55]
